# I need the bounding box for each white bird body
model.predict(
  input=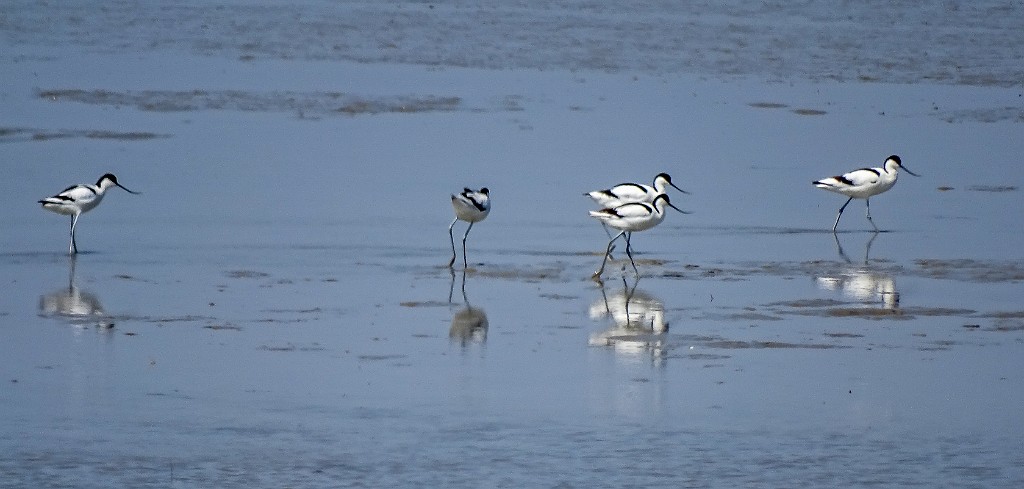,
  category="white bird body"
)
[589,199,672,233]
[448,187,490,268]
[41,185,106,216]
[39,173,140,254]
[586,172,687,207]
[590,194,685,278]
[814,156,908,199]
[813,155,917,232]
[451,187,490,223]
